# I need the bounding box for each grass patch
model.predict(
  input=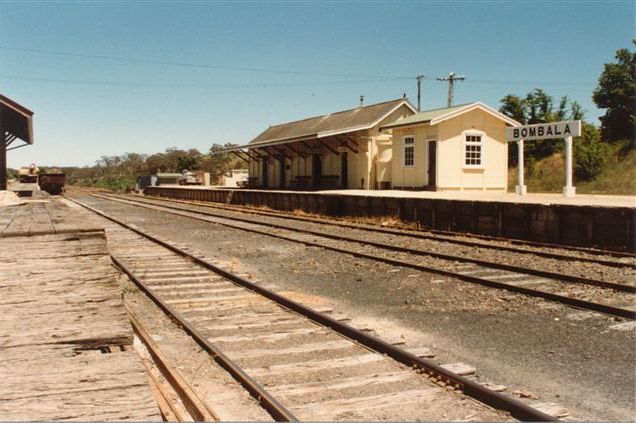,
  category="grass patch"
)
[508,141,636,195]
